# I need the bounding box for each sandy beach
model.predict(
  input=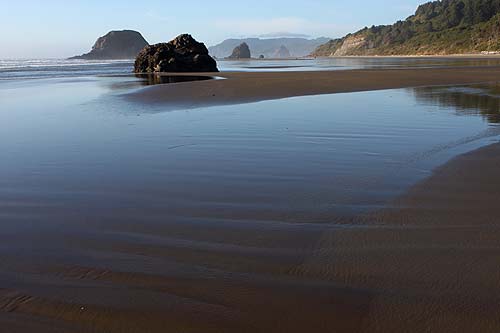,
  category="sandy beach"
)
[5,0,500,329]
[129,66,500,110]
[2,141,499,332]
[1,65,500,332]
[6,0,500,328]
